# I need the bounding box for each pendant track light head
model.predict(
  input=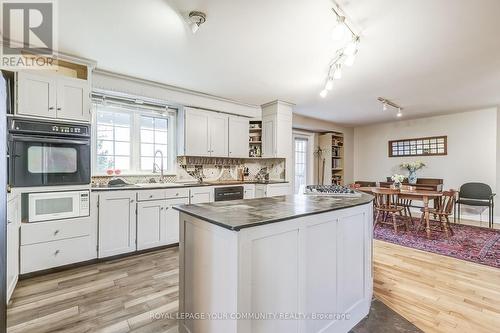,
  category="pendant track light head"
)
[320,89,328,98]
